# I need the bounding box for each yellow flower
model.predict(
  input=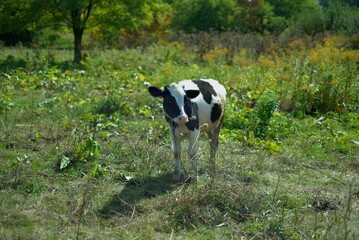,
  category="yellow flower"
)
[341,50,359,63]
